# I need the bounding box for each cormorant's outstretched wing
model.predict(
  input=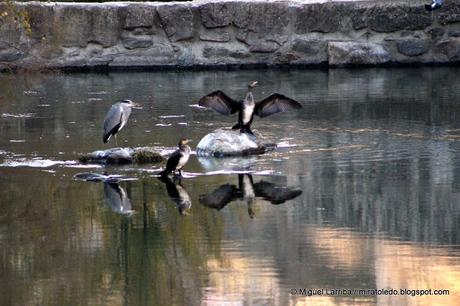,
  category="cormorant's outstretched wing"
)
[199,184,241,210]
[198,91,241,115]
[253,180,302,204]
[255,94,302,118]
